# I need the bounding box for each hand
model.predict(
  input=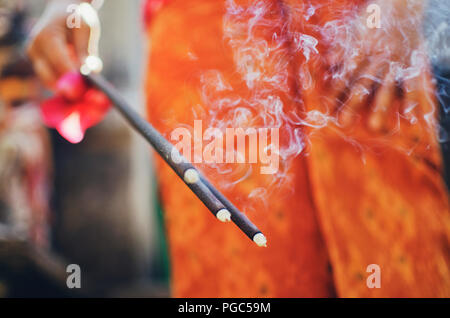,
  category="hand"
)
[27,0,91,88]
[326,0,435,134]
